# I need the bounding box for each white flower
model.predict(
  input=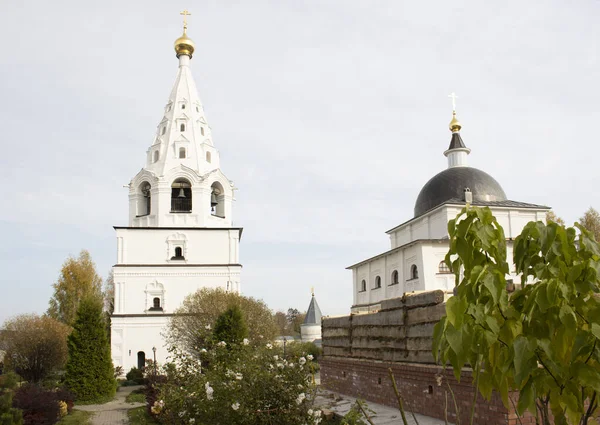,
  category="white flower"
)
[273,355,279,360]
[189,419,196,424]
[231,402,240,411]
[307,354,314,361]
[200,348,207,353]
[266,343,273,349]
[205,382,214,400]
[277,362,284,369]
[217,341,227,347]
[308,409,314,415]
[299,357,306,365]
[205,324,211,330]
[243,338,249,345]
[235,373,243,380]
[297,384,303,389]
[296,392,306,405]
